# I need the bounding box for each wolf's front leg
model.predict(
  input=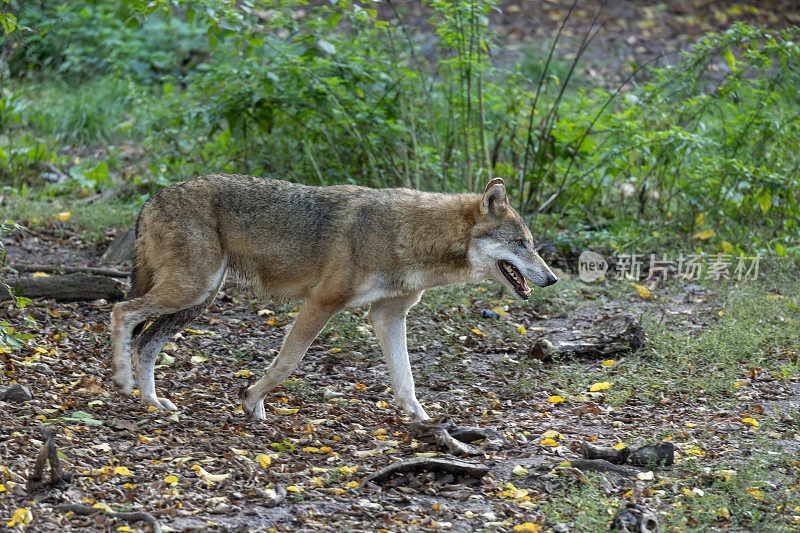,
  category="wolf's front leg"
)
[242,298,338,420]
[368,292,430,422]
